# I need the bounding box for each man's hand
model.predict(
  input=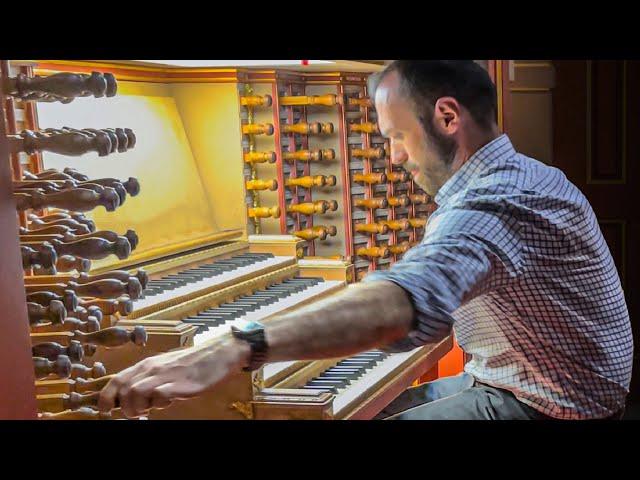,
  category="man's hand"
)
[97,336,251,418]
